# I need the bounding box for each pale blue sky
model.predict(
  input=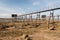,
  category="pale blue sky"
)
[0,0,60,18]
